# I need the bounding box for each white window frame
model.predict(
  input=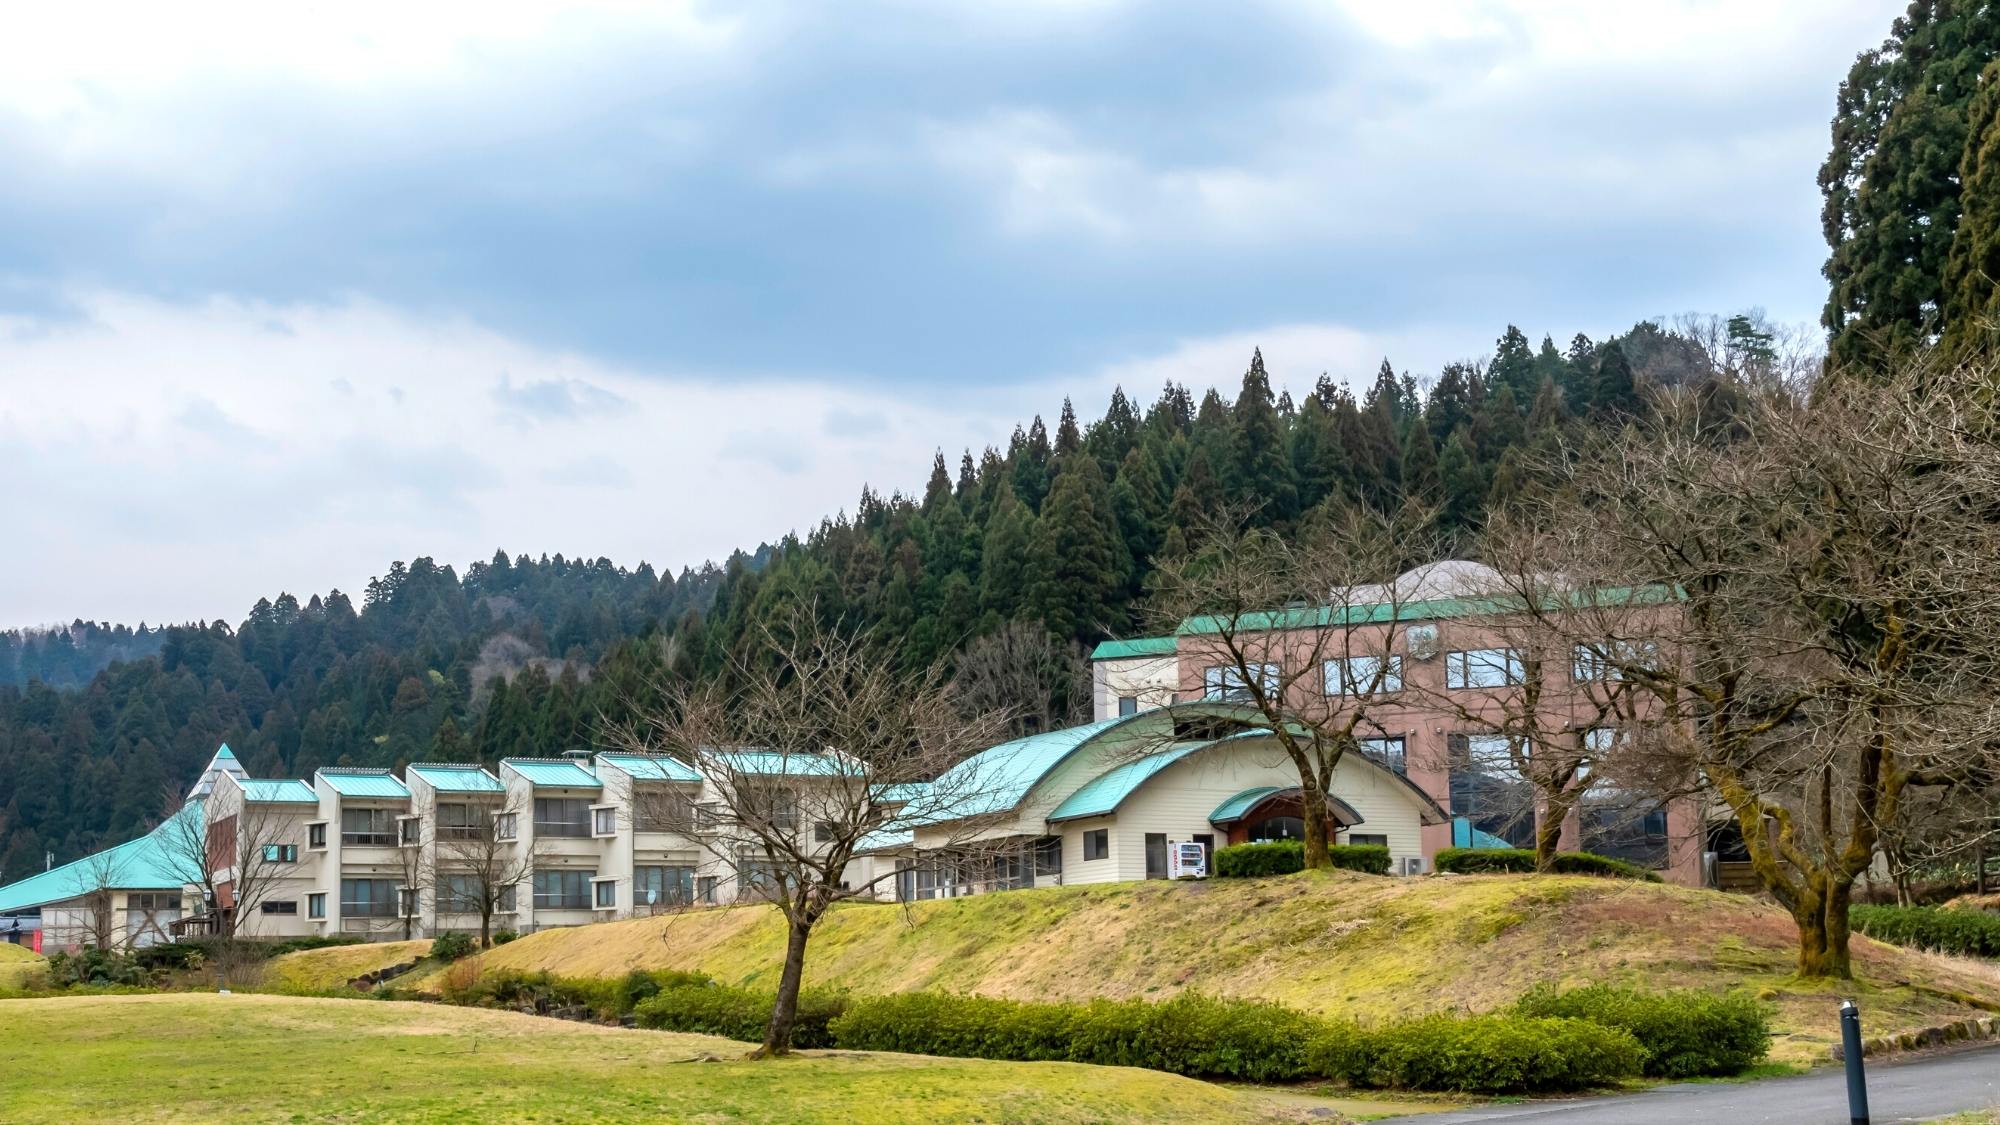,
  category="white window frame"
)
[307,892,326,920]
[1445,648,1523,690]
[1202,663,1280,702]
[590,805,620,838]
[591,877,618,910]
[1324,655,1403,697]
[398,815,422,847]
[306,822,328,850]
[495,811,518,841]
